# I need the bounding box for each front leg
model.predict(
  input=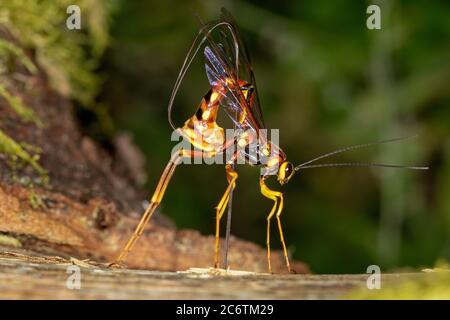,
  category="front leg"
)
[260,178,292,273]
